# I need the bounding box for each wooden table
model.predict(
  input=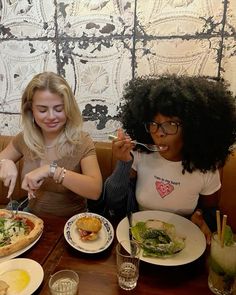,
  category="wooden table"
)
[14,214,214,295]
